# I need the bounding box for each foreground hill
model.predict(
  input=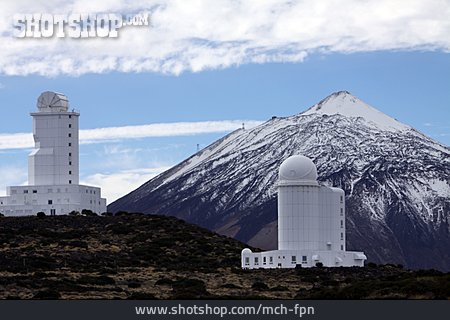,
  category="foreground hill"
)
[0,215,448,299]
[109,91,450,271]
